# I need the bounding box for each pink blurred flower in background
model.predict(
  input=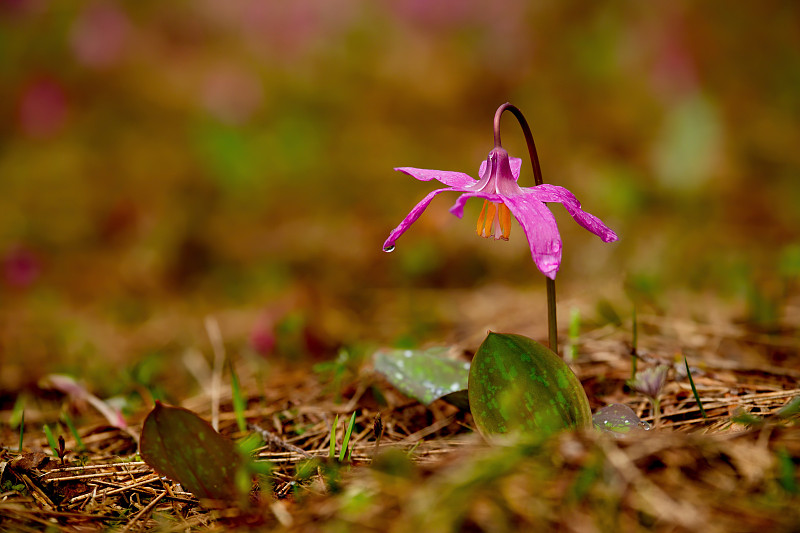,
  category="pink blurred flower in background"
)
[3,246,40,288]
[250,313,276,356]
[69,3,130,69]
[201,66,263,124]
[17,77,68,138]
[40,374,128,430]
[0,0,40,16]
